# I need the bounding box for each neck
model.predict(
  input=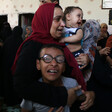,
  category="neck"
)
[42,77,63,86]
